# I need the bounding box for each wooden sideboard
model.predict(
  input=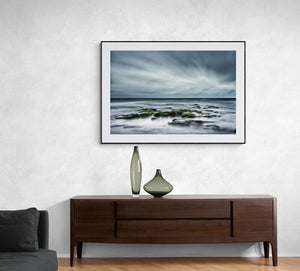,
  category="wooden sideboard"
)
[70,195,277,266]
